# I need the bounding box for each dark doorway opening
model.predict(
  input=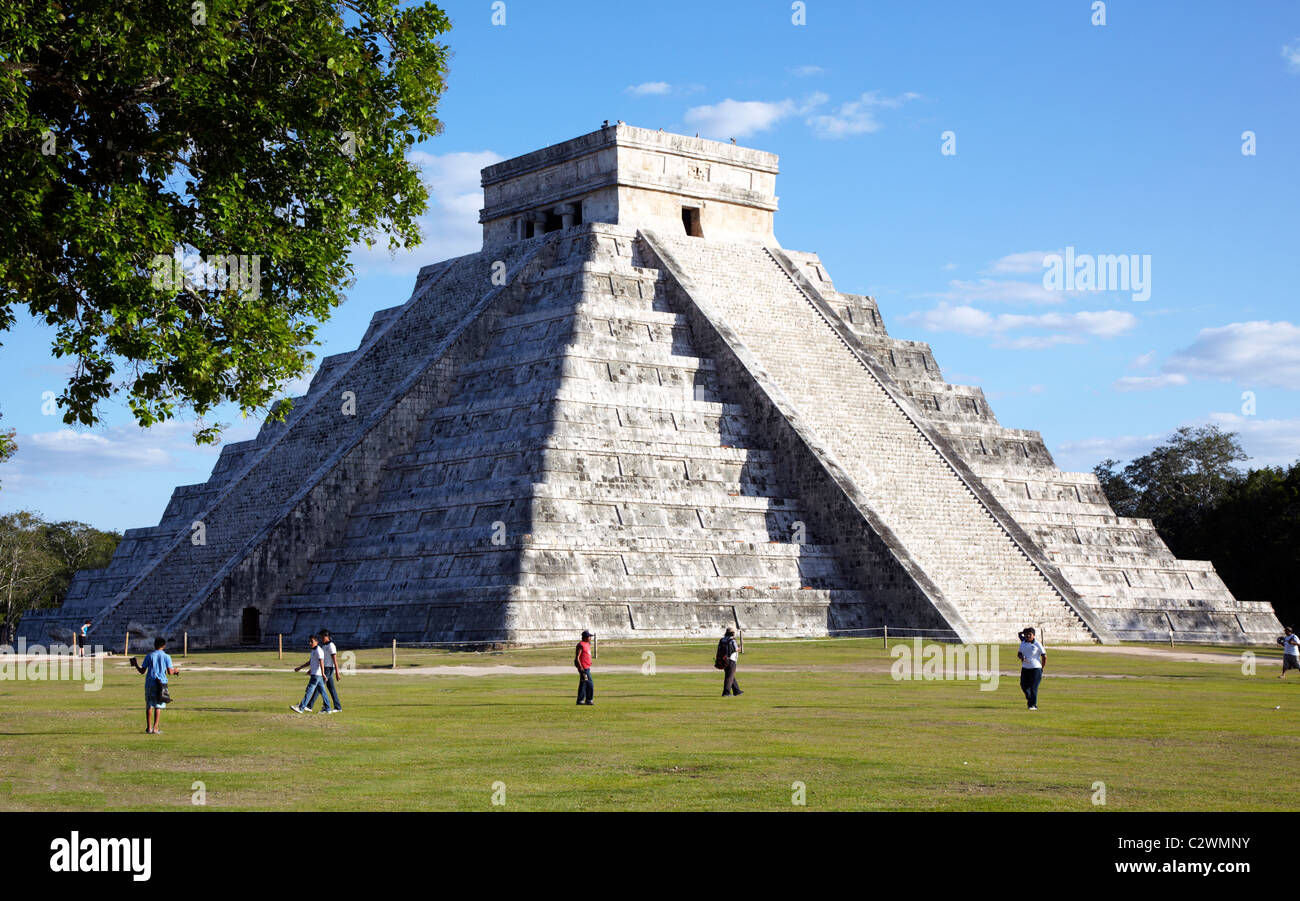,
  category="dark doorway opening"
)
[241,607,261,644]
[682,206,703,237]
[543,210,563,233]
